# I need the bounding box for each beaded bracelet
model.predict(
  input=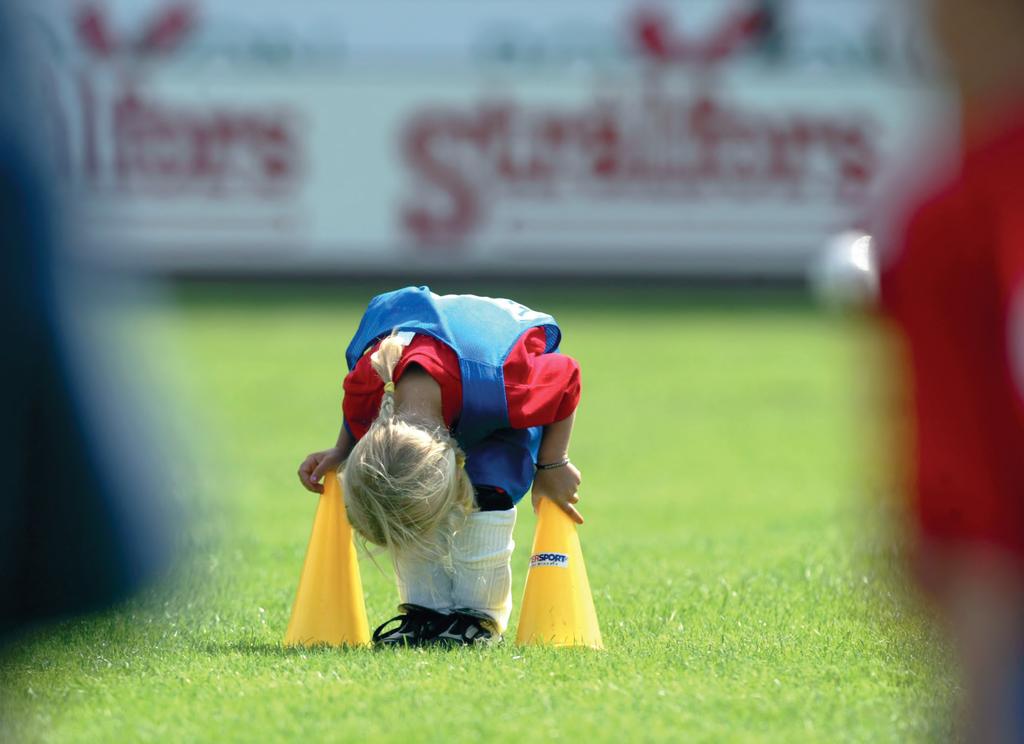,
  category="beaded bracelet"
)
[535,457,571,471]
